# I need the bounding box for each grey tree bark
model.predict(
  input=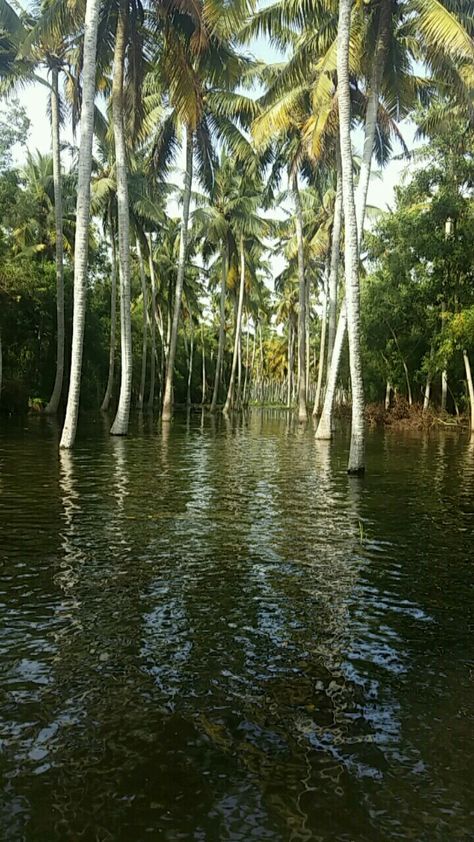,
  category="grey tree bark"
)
[313,259,330,416]
[59,0,100,448]
[292,170,308,421]
[147,233,157,409]
[162,126,193,422]
[463,350,474,435]
[223,235,245,415]
[316,0,391,454]
[201,321,206,404]
[186,309,194,407]
[136,236,148,410]
[210,243,227,412]
[100,217,118,412]
[327,151,342,367]
[45,65,65,415]
[110,1,133,436]
[355,0,392,235]
[337,0,365,473]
